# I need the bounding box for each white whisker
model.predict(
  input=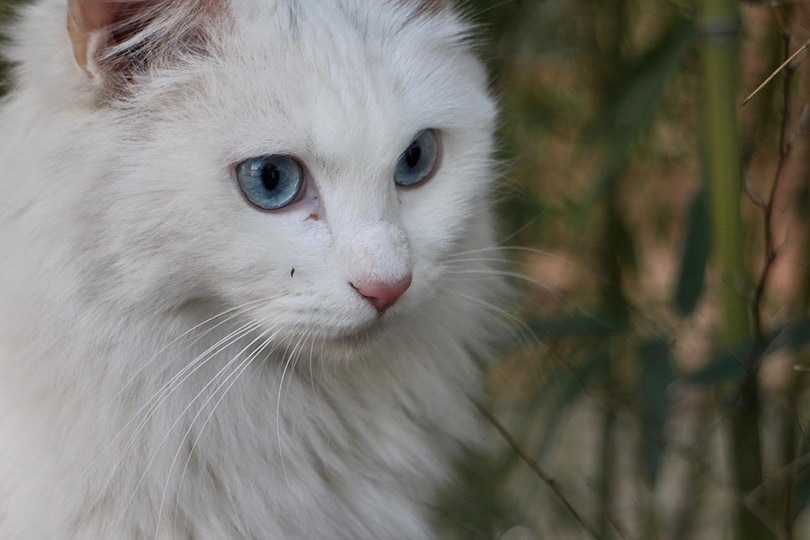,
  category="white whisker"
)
[447,245,584,270]
[442,267,571,304]
[440,285,562,400]
[92,296,284,471]
[82,316,267,524]
[440,286,546,354]
[113,296,283,405]
[112,314,280,530]
[274,328,312,492]
[159,326,285,537]
[306,335,320,405]
[98,319,262,478]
